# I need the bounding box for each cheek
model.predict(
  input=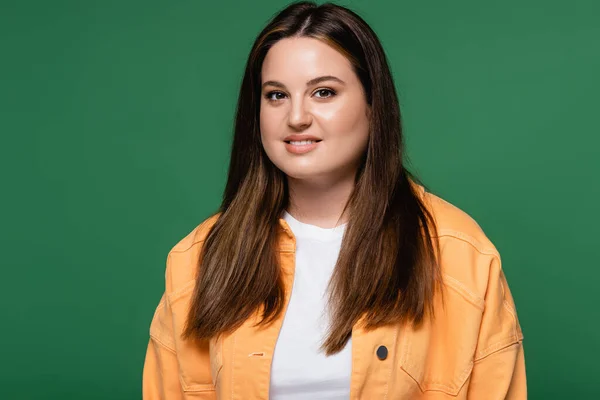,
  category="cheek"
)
[315,91,369,135]
[321,104,370,145]
[259,106,281,142]
[320,108,370,167]
[259,108,285,165]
